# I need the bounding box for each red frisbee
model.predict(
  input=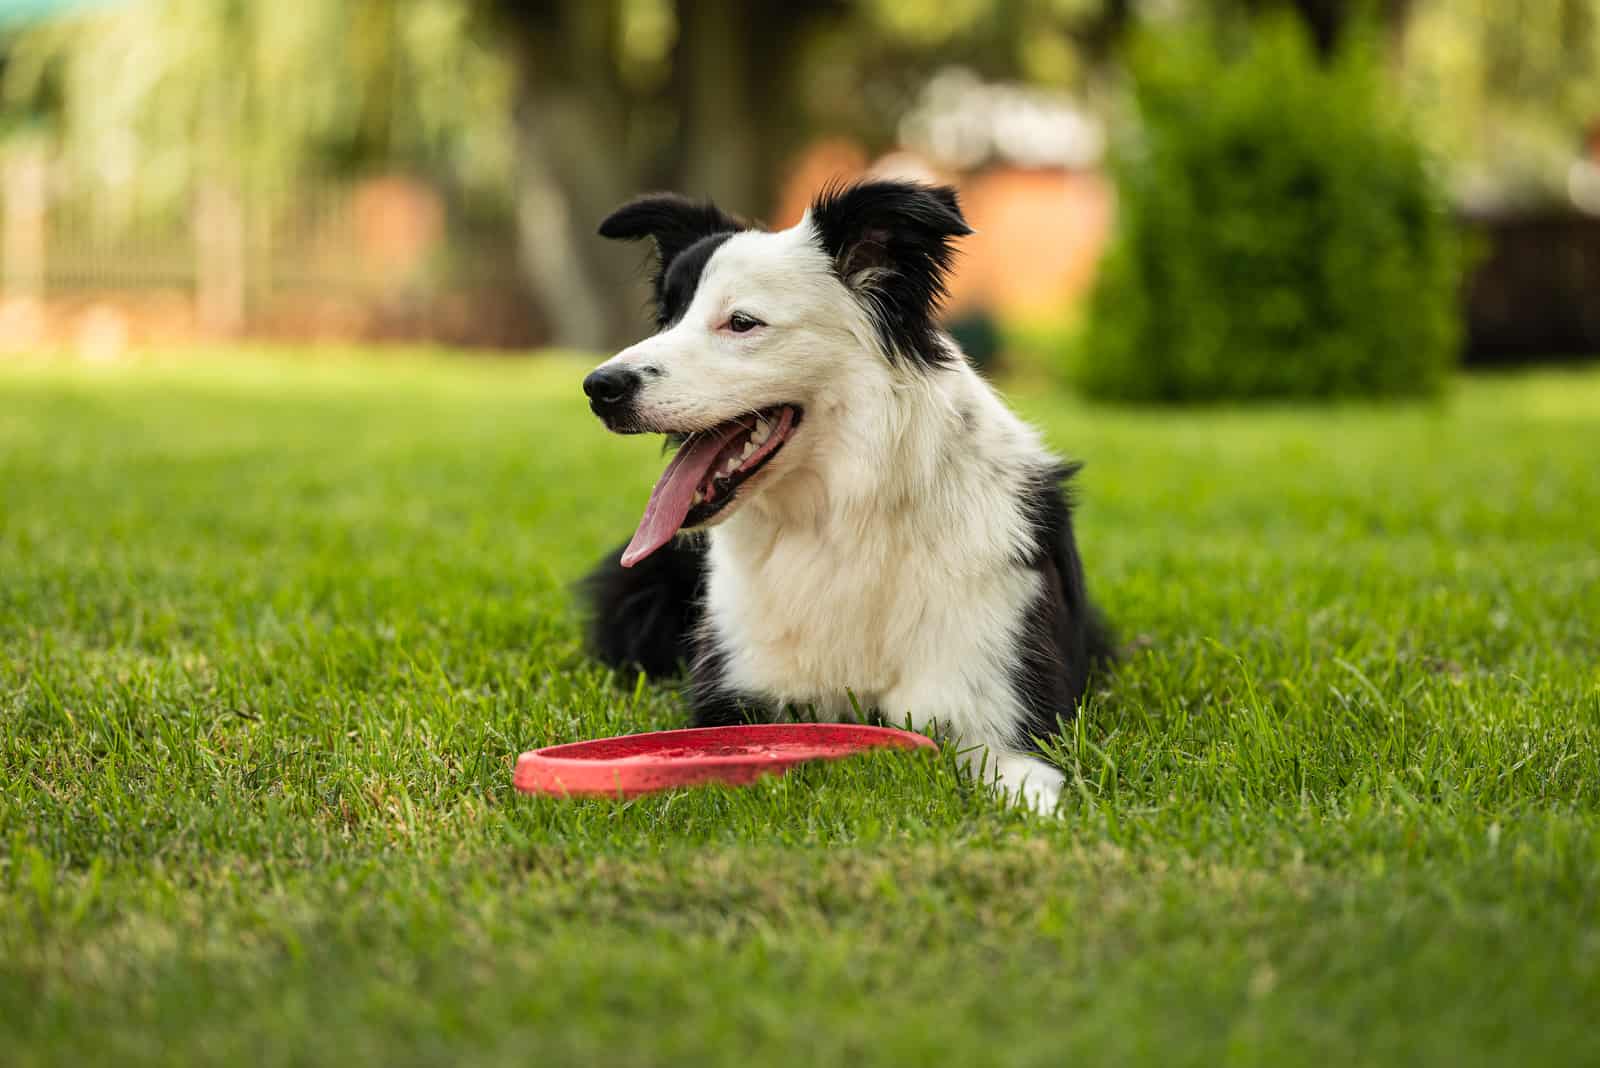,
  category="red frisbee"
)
[514,723,937,798]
